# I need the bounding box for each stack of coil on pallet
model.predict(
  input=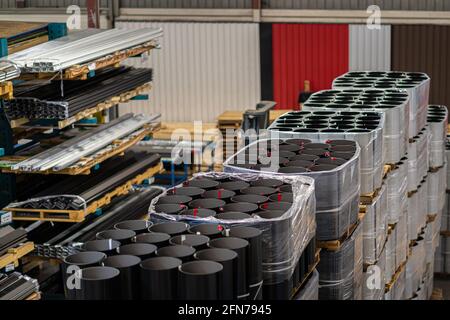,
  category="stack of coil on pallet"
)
[330,71,446,300]
[61,173,316,300]
[434,125,450,282]
[224,138,363,300]
[267,109,388,300]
